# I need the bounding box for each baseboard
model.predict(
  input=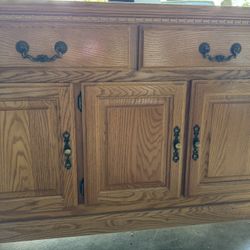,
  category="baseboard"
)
[1,200,250,243]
